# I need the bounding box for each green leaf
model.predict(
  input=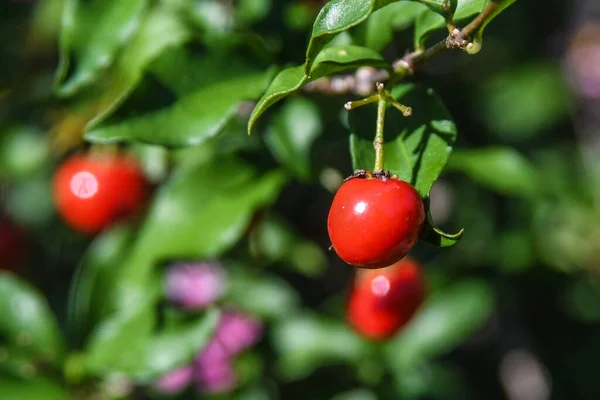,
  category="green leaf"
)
[0,273,66,366]
[248,214,327,277]
[149,46,261,97]
[0,376,69,400]
[86,308,219,379]
[304,0,403,74]
[447,147,542,198]
[84,307,155,375]
[0,346,42,379]
[249,45,391,134]
[414,0,486,49]
[468,0,518,54]
[349,84,457,197]
[113,157,287,302]
[414,0,456,17]
[228,270,300,320]
[87,6,191,127]
[56,0,148,96]
[355,2,427,52]
[265,97,322,180]
[476,64,573,141]
[86,70,275,147]
[273,313,370,380]
[67,225,135,348]
[135,159,286,262]
[386,280,494,367]
[420,207,464,247]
